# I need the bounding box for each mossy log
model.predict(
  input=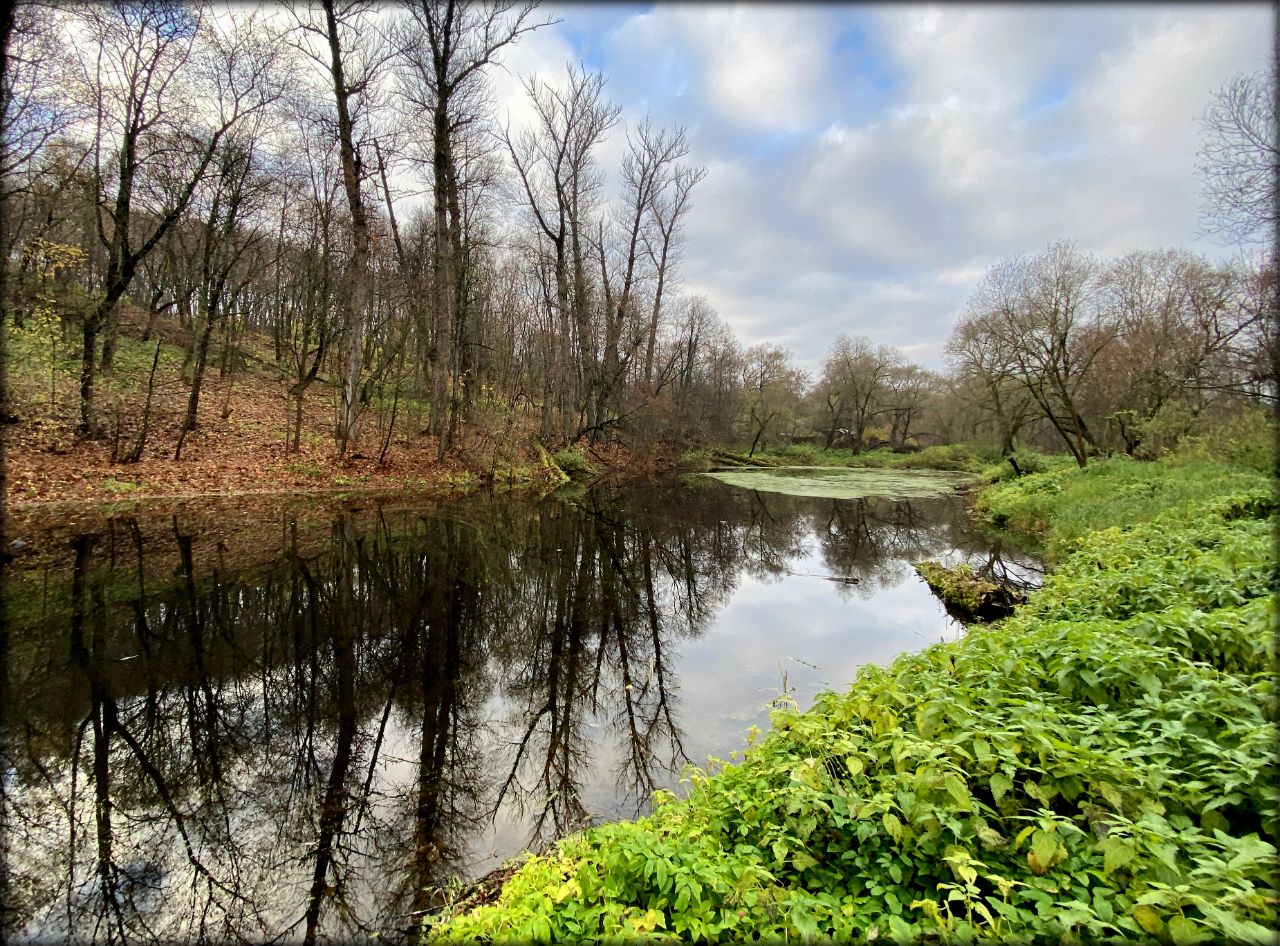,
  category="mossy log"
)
[707,449,774,469]
[914,560,1025,623]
